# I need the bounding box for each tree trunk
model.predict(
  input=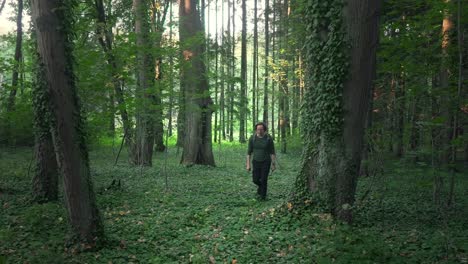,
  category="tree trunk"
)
[179,0,215,166]
[296,0,381,223]
[291,56,300,134]
[134,0,156,166]
[177,87,185,147]
[31,0,103,243]
[0,0,6,15]
[447,0,463,207]
[31,46,58,203]
[153,57,166,152]
[221,0,226,142]
[214,0,219,143]
[433,0,454,204]
[177,8,185,149]
[239,0,247,143]
[252,0,258,127]
[408,96,421,153]
[392,76,404,158]
[263,0,270,126]
[279,0,289,153]
[168,0,174,137]
[6,0,23,112]
[150,0,170,152]
[271,0,276,139]
[440,0,454,165]
[229,0,235,142]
